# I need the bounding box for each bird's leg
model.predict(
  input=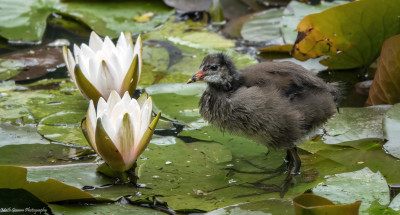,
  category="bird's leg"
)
[279,147,301,197]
